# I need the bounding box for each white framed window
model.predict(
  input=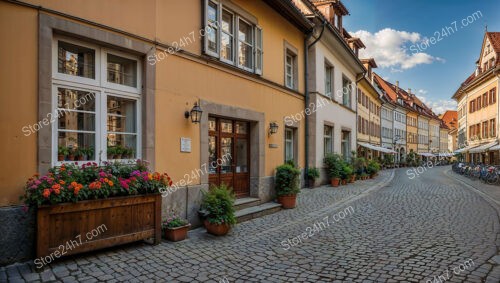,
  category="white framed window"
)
[324,125,333,156]
[325,63,333,97]
[205,0,220,57]
[285,127,294,163]
[342,77,352,108]
[204,1,262,74]
[220,9,234,64]
[237,17,253,71]
[52,36,142,166]
[255,26,263,75]
[341,130,351,160]
[285,53,294,89]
